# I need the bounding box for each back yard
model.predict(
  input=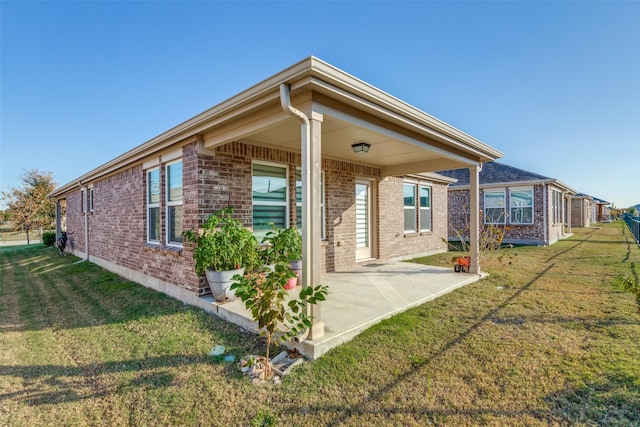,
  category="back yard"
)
[1,223,639,426]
